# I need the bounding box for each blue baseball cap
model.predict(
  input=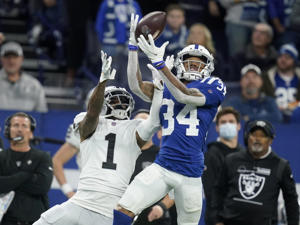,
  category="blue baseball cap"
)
[279,44,298,62]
